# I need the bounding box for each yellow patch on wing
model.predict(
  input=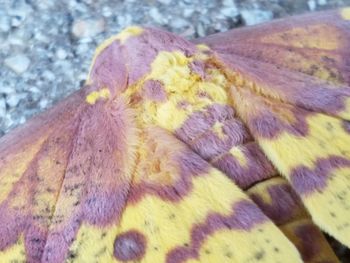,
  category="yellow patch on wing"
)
[67,168,301,262]
[0,236,26,262]
[86,88,111,104]
[341,7,350,20]
[127,50,230,131]
[188,224,300,263]
[304,166,350,247]
[260,114,349,173]
[257,113,350,247]
[229,146,248,167]
[261,25,340,50]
